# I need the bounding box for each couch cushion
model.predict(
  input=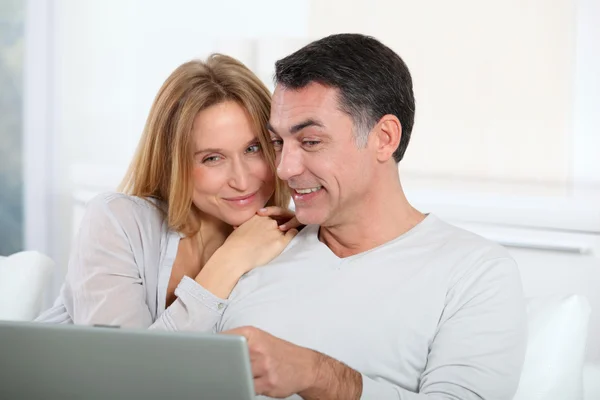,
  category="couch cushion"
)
[0,251,55,321]
[584,362,600,400]
[513,295,591,400]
